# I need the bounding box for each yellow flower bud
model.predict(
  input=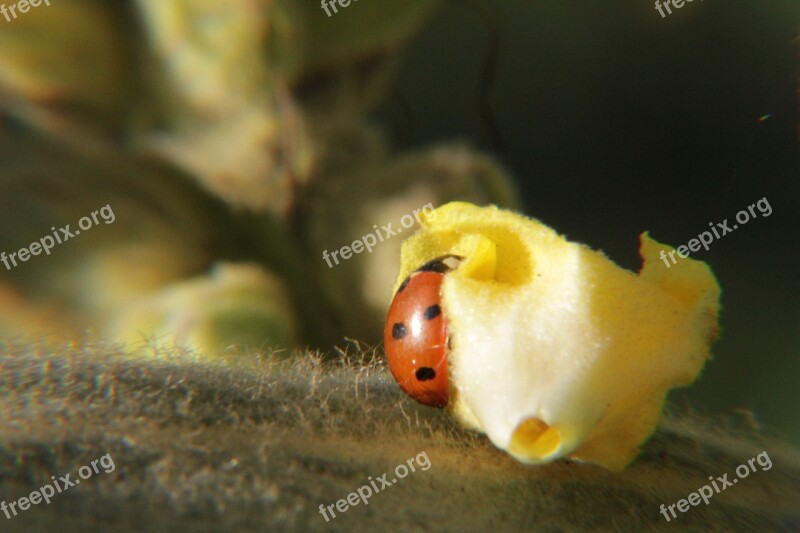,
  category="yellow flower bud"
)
[394,202,720,470]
